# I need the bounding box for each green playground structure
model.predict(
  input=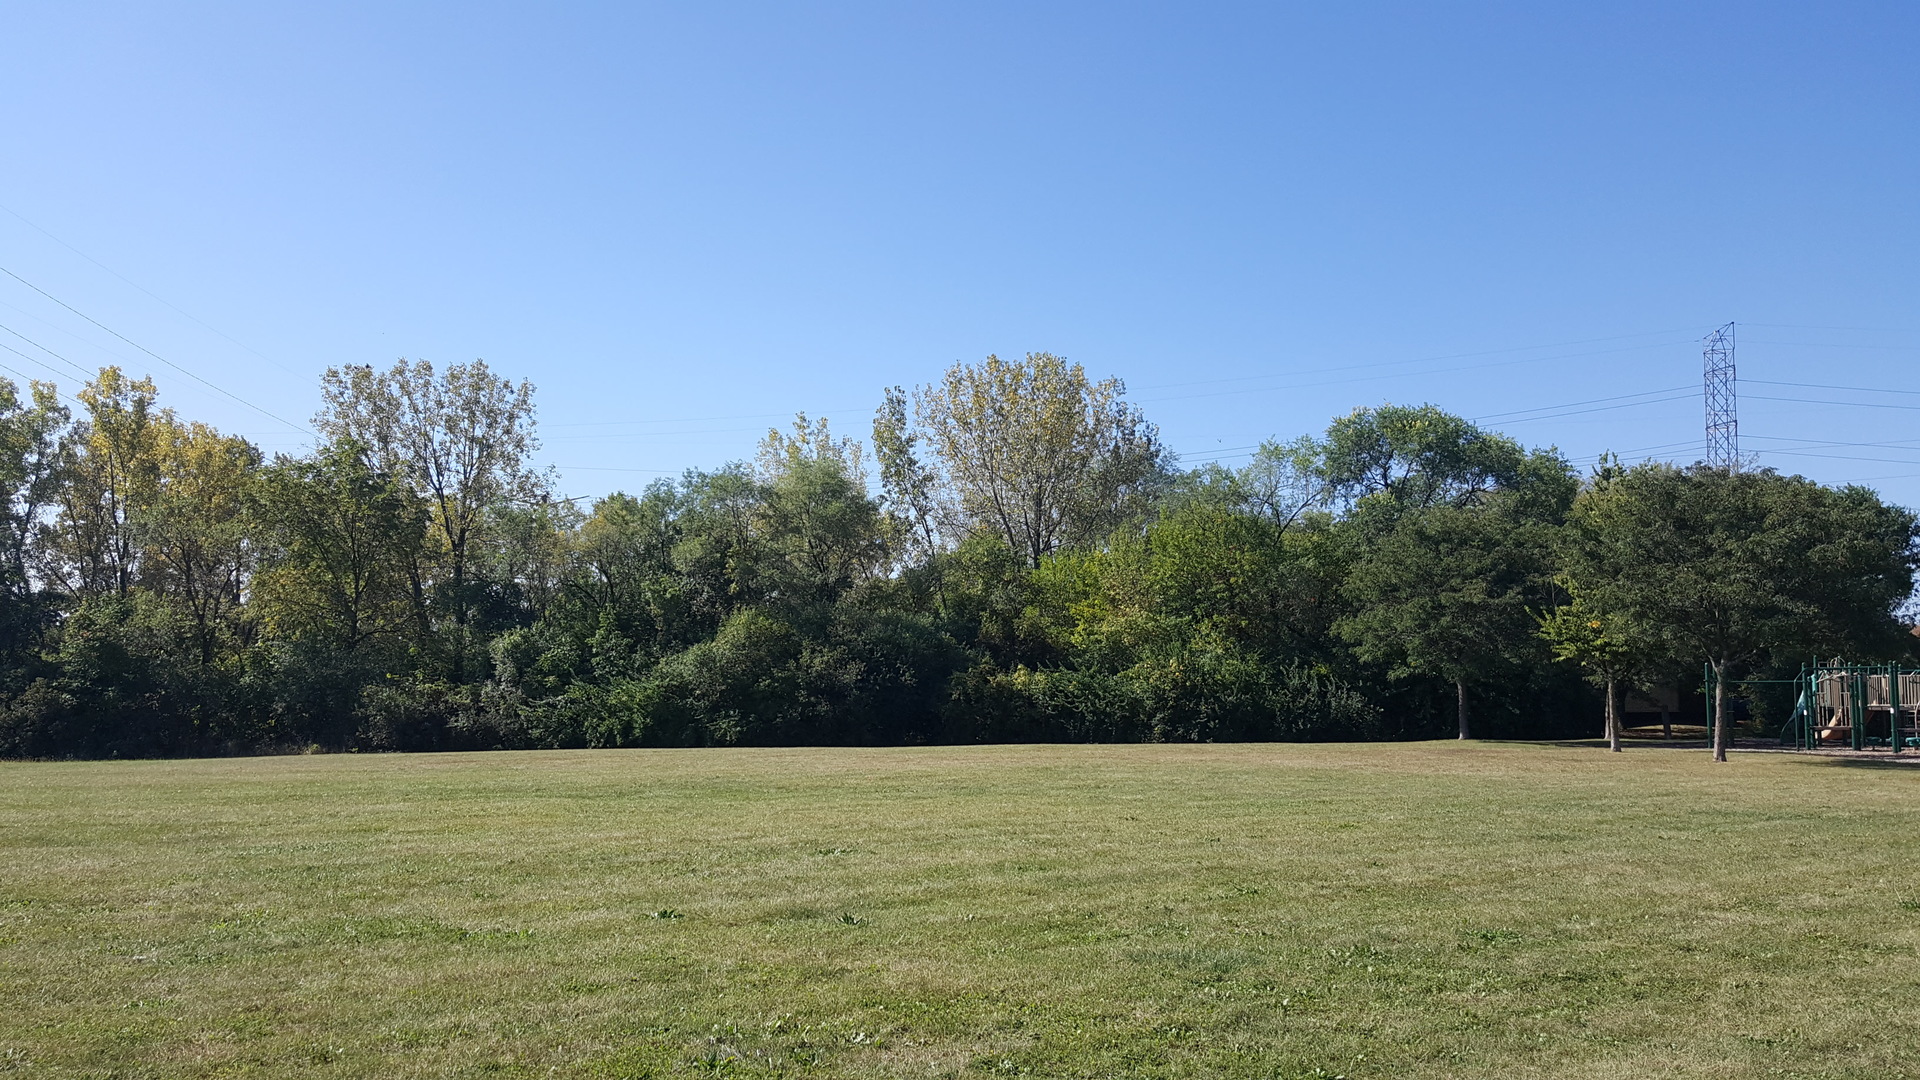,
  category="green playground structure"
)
[1762,662,1920,751]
